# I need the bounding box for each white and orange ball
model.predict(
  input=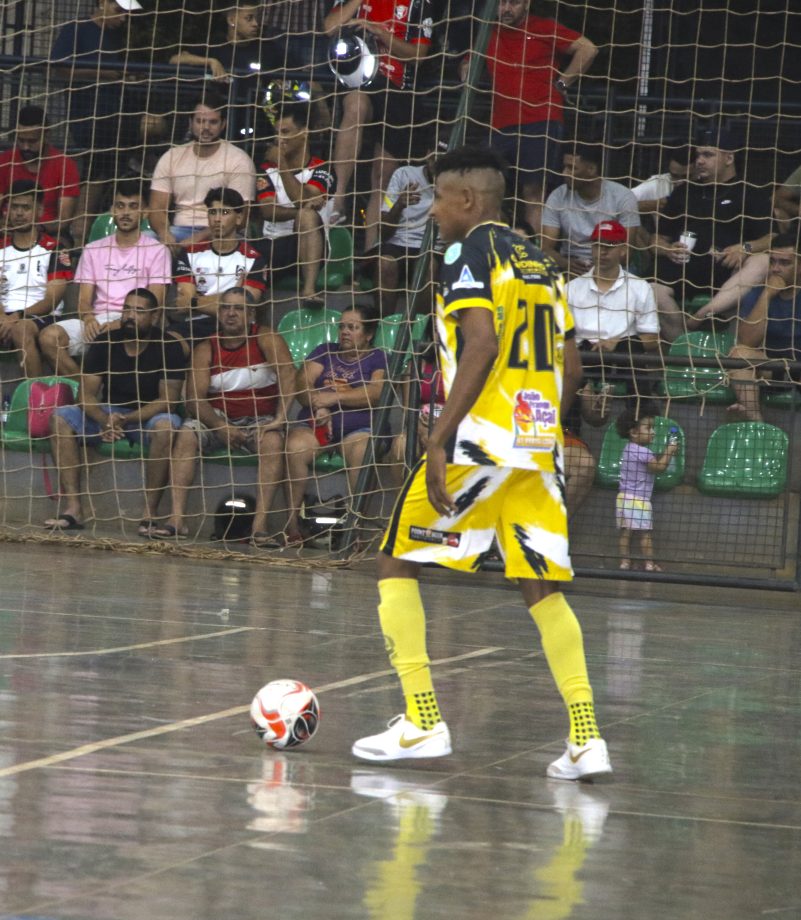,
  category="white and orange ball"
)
[250,679,320,750]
